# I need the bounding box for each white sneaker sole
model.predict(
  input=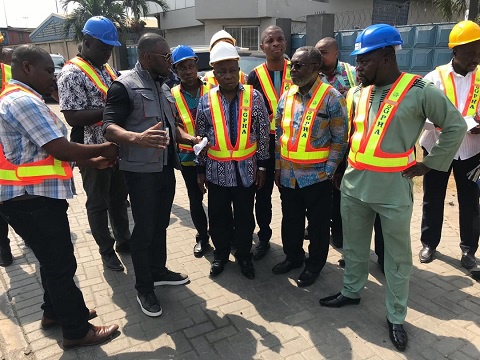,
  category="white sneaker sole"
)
[154,278,189,286]
[136,296,162,317]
